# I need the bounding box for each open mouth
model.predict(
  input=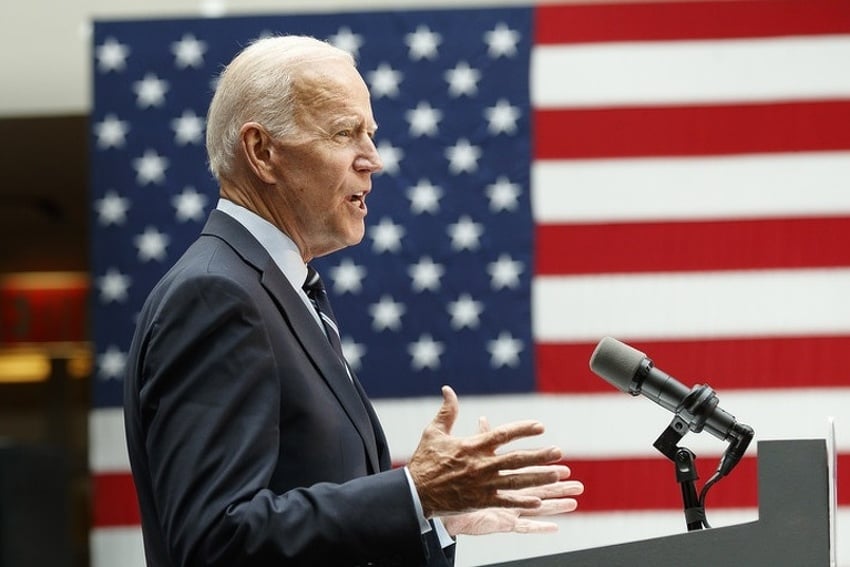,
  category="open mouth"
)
[349,191,367,211]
